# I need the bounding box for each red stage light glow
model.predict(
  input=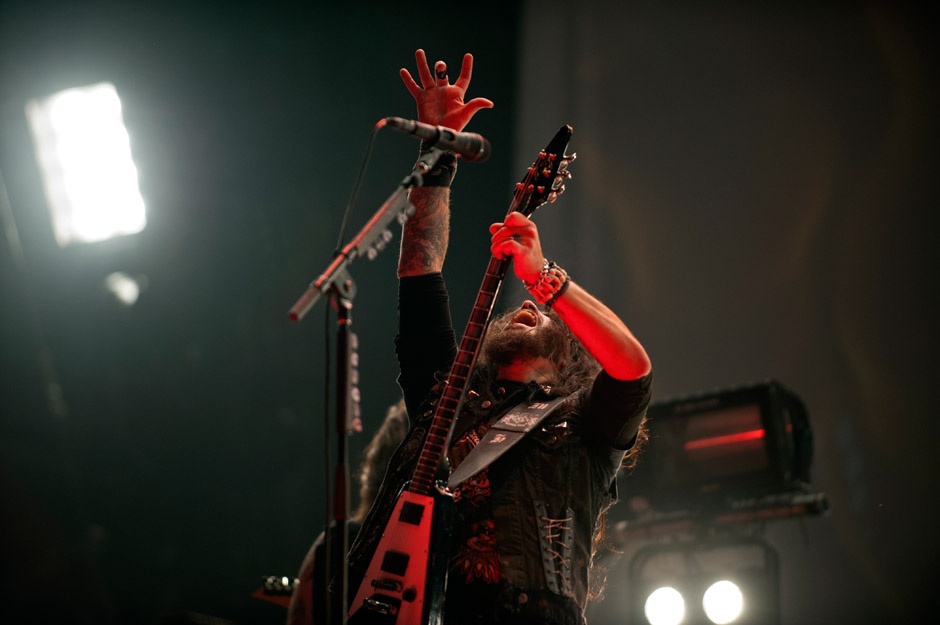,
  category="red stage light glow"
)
[684,428,766,451]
